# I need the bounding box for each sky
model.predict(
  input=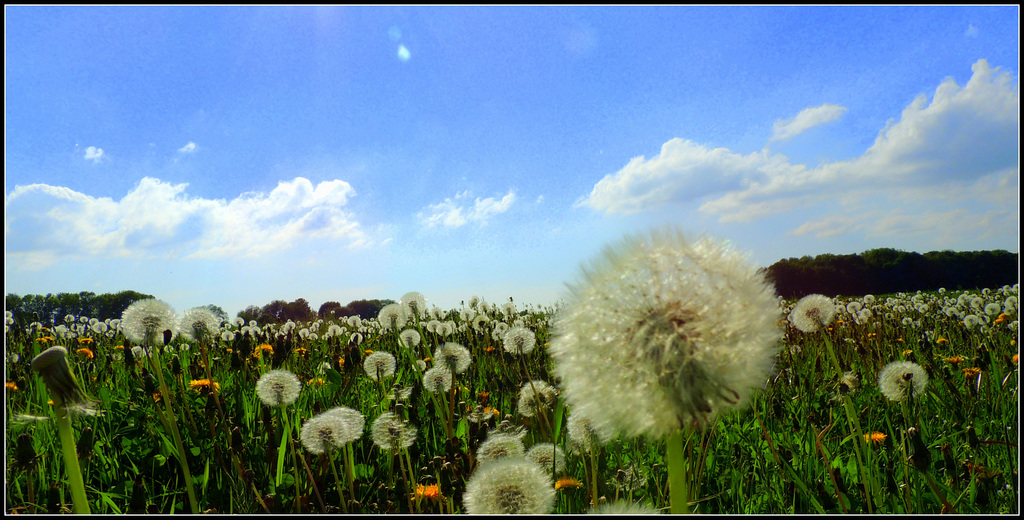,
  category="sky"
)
[4,5,1020,319]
